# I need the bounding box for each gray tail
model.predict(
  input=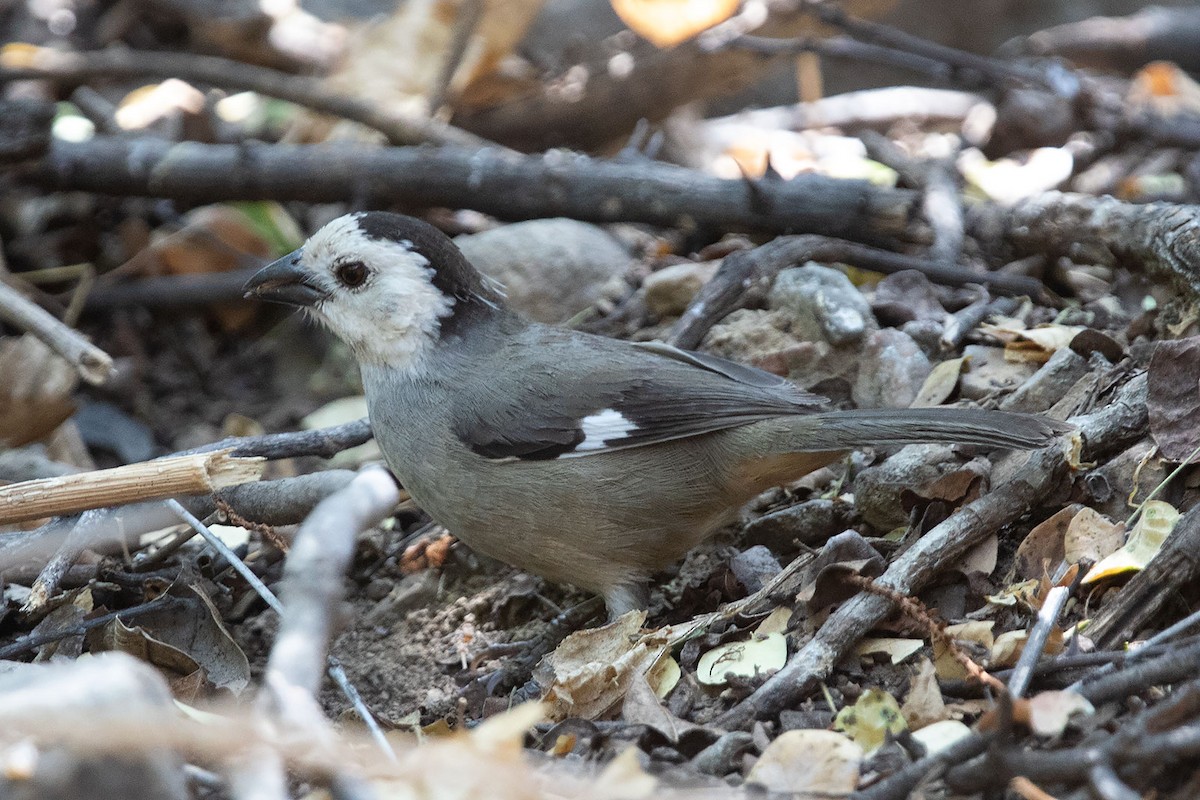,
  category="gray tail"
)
[808,408,1071,450]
